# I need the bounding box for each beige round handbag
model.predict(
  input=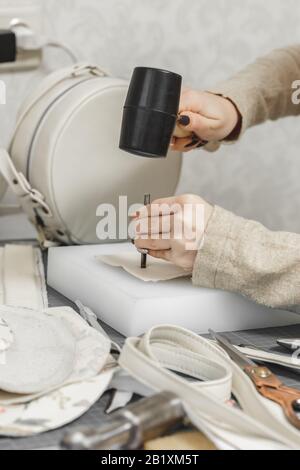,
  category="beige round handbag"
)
[0,63,182,246]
